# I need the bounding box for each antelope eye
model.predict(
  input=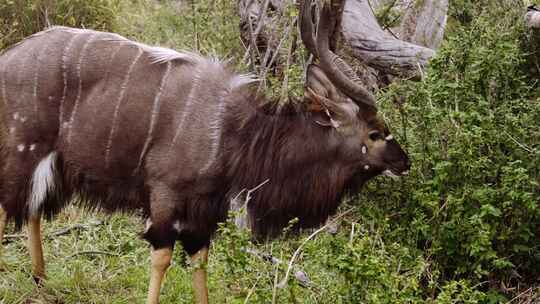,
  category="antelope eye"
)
[369,131,383,141]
